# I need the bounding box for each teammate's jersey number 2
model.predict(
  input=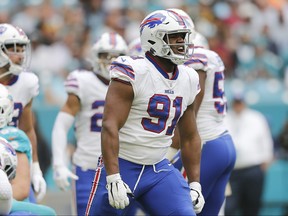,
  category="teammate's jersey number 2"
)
[141,94,182,136]
[90,100,105,132]
[9,102,23,127]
